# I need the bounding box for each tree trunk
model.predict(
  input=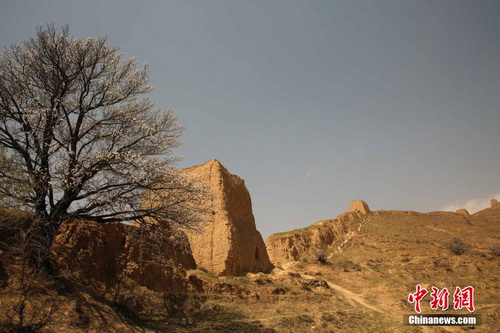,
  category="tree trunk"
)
[28,217,60,276]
